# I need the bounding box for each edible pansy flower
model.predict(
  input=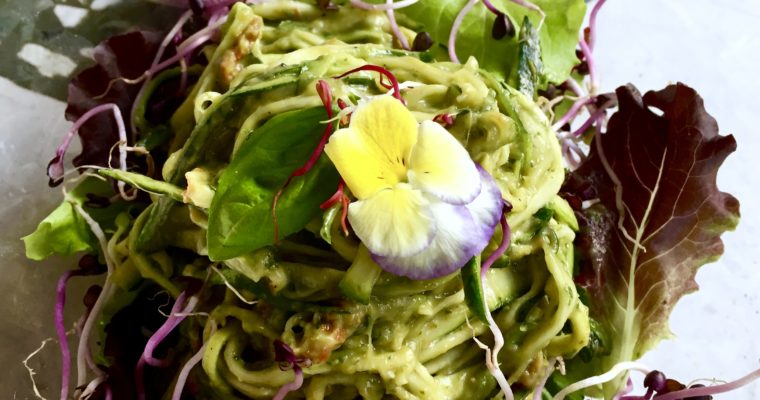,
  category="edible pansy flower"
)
[324,95,503,279]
